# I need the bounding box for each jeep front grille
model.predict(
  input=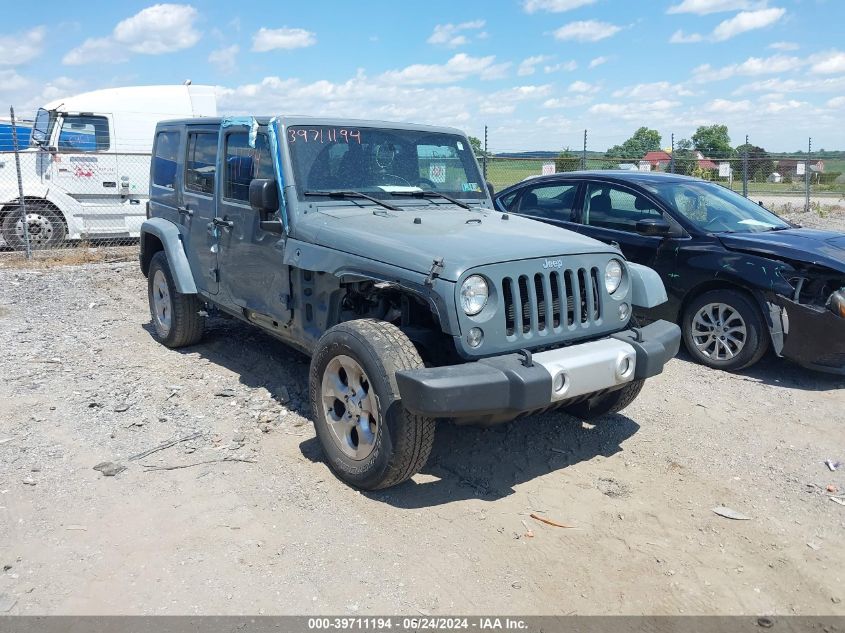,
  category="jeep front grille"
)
[502,268,601,338]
